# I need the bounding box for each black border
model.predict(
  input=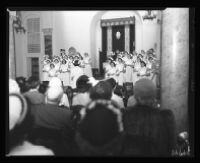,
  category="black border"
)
[2,0,198,160]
